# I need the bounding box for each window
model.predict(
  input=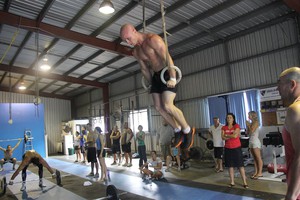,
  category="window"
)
[208,90,260,128]
[129,109,149,133]
[93,116,105,132]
